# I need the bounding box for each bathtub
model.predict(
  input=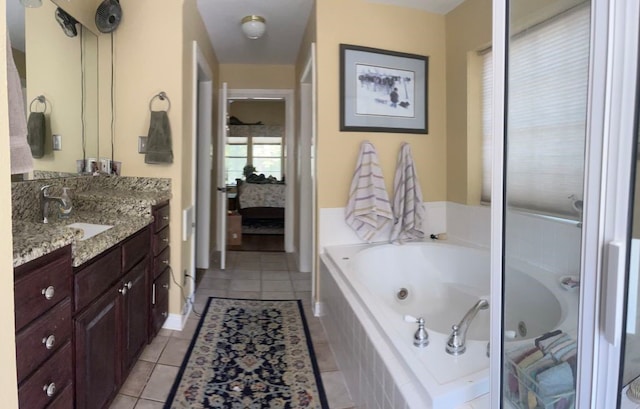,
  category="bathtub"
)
[319,241,578,409]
